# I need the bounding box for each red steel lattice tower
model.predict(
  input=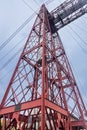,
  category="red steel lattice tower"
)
[0,1,87,130]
